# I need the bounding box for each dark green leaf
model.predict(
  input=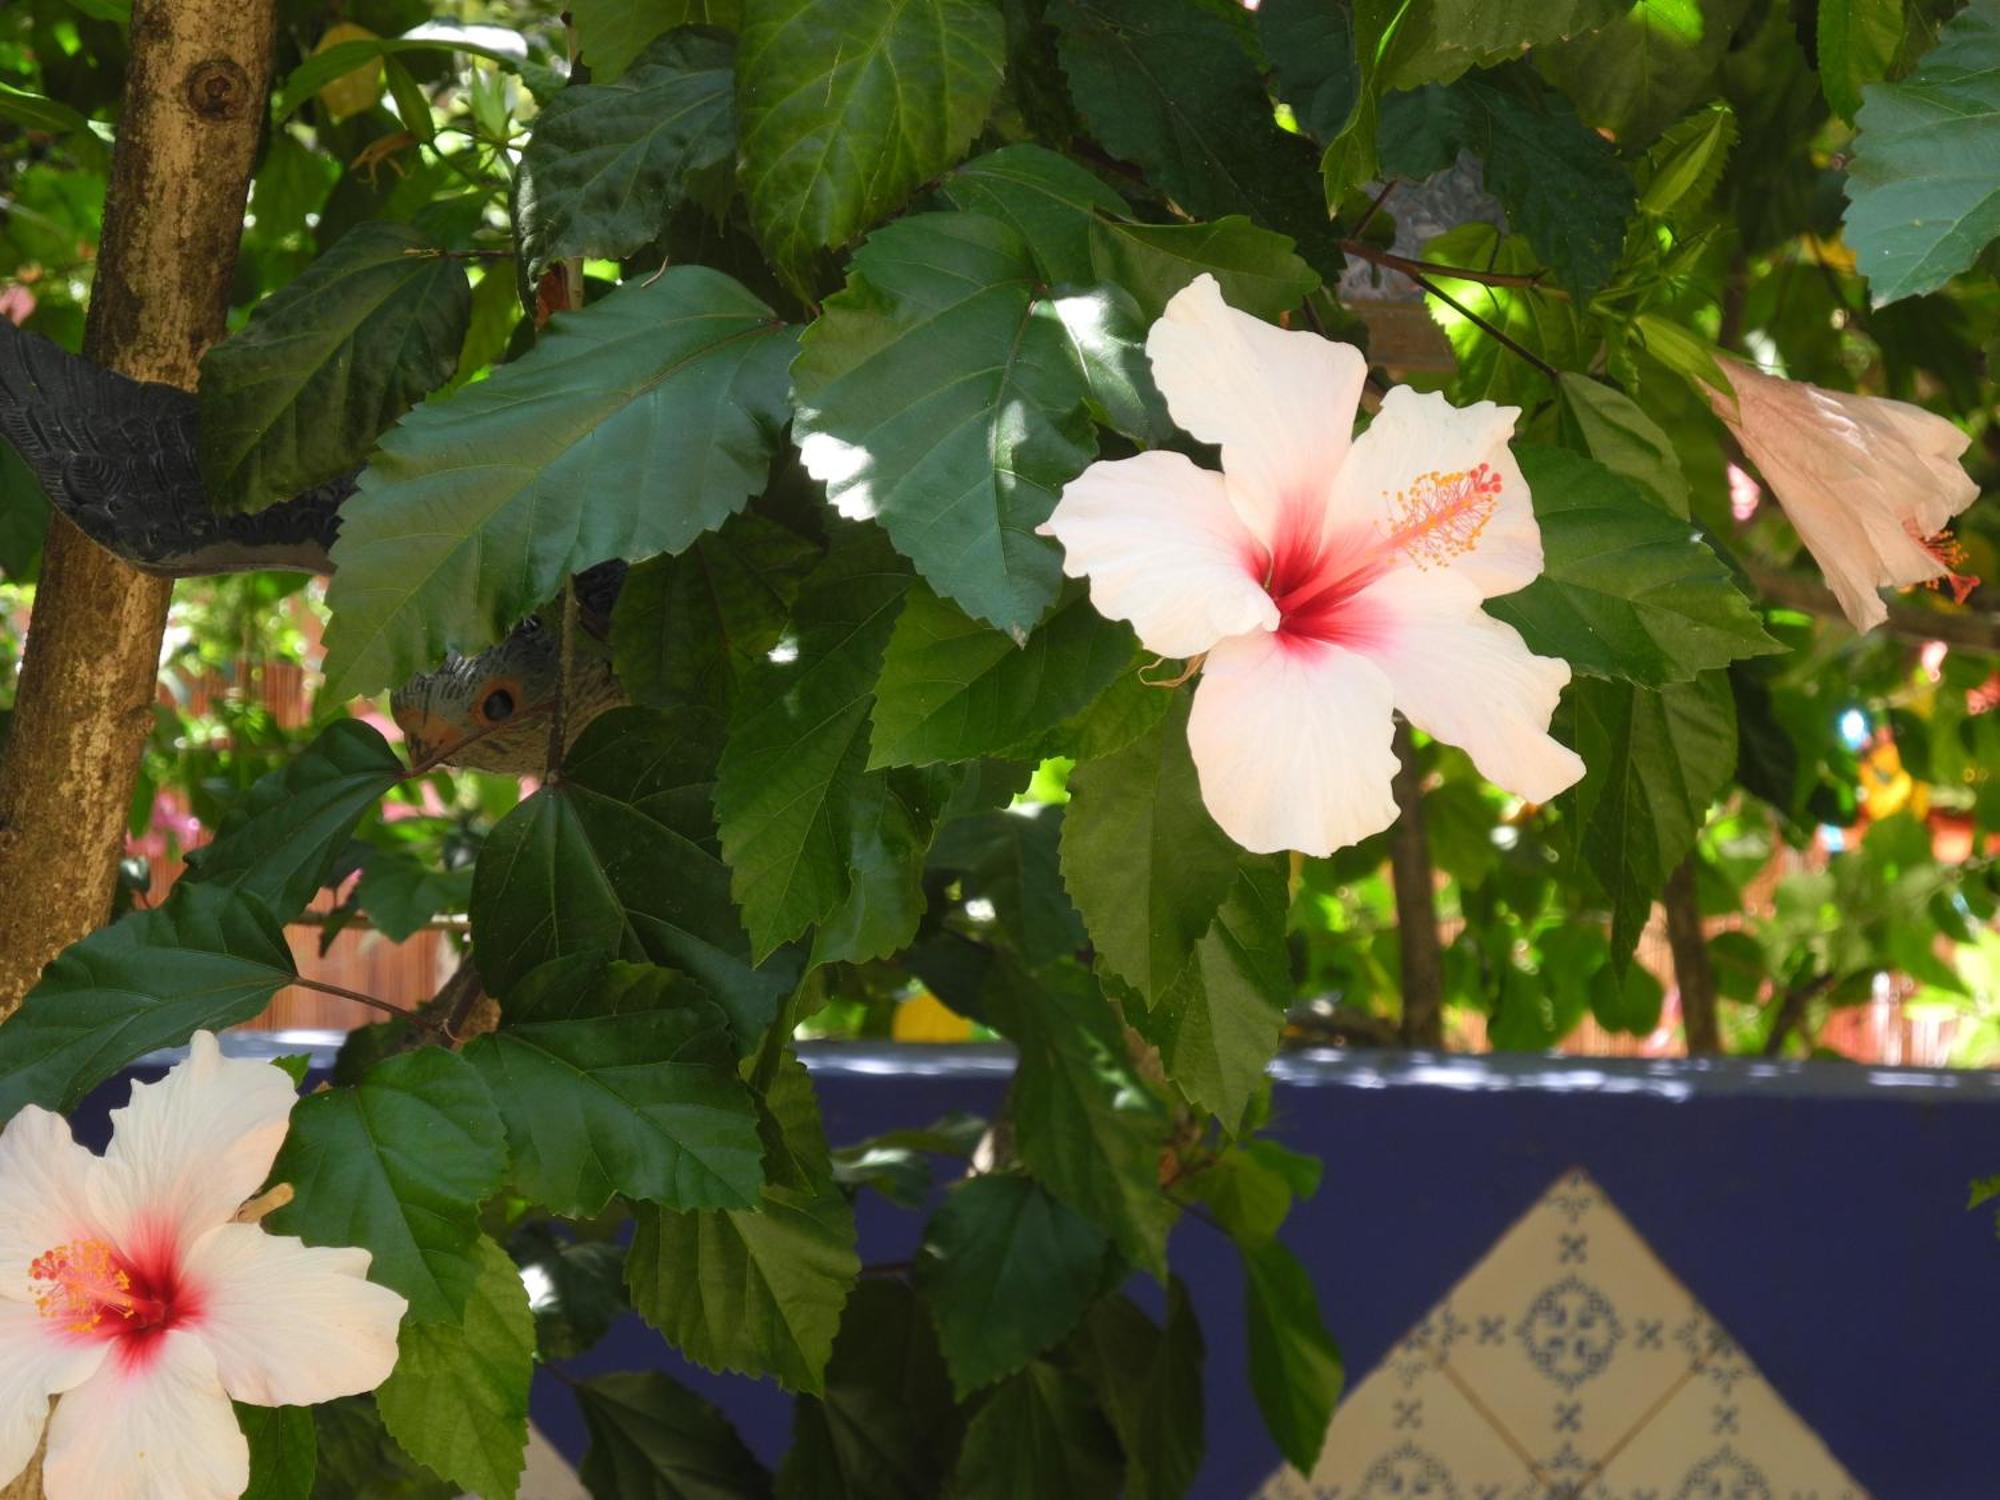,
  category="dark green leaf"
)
[466,954,763,1216]
[1181,1137,1322,1246]
[1538,0,1752,146]
[377,1235,535,1500]
[1242,1236,1342,1475]
[268,1047,508,1324]
[471,706,787,1044]
[737,0,1006,282]
[572,0,743,80]
[946,1361,1121,1500]
[355,852,472,943]
[513,1228,627,1360]
[807,768,941,967]
[1487,447,1779,685]
[199,222,469,513]
[0,885,296,1121]
[310,1397,456,1500]
[1557,373,1690,518]
[917,1173,1111,1396]
[1820,0,1906,123]
[323,268,795,698]
[1069,1283,1205,1500]
[1259,0,1358,140]
[792,212,1102,634]
[1418,224,1592,405]
[928,806,1084,967]
[1061,696,1242,1002]
[273,36,531,120]
[1590,955,1665,1034]
[939,144,1127,283]
[517,28,737,282]
[240,1404,316,1500]
[1843,0,2000,303]
[577,1371,775,1500]
[1087,216,1320,323]
[0,83,108,169]
[1382,0,1623,89]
